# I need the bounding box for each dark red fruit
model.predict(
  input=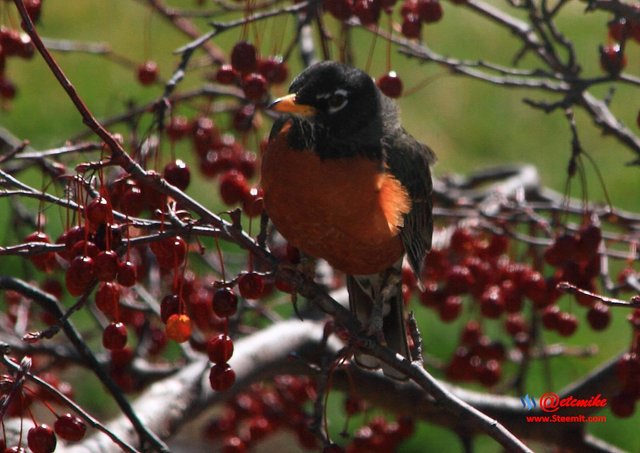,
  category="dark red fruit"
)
[94,250,119,282]
[556,312,578,337]
[54,414,86,442]
[238,272,266,299]
[230,41,258,73]
[439,295,462,322]
[86,196,111,226]
[216,64,239,85]
[258,56,288,84]
[24,231,56,272]
[66,255,96,296]
[611,392,636,418]
[445,265,473,294]
[232,104,257,132]
[477,359,501,387]
[164,159,191,191]
[541,304,561,331]
[207,333,234,363]
[137,60,159,85]
[353,0,381,25]
[166,115,191,141]
[103,322,128,350]
[241,72,268,101]
[600,44,627,75]
[586,302,611,331]
[160,294,181,323]
[24,0,43,23]
[212,288,238,317]
[96,282,120,318]
[479,285,504,319]
[117,260,137,287]
[401,13,422,39]
[27,424,56,453]
[417,0,443,23]
[242,187,264,217]
[377,71,403,98]
[219,170,249,205]
[325,0,354,21]
[209,363,236,391]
